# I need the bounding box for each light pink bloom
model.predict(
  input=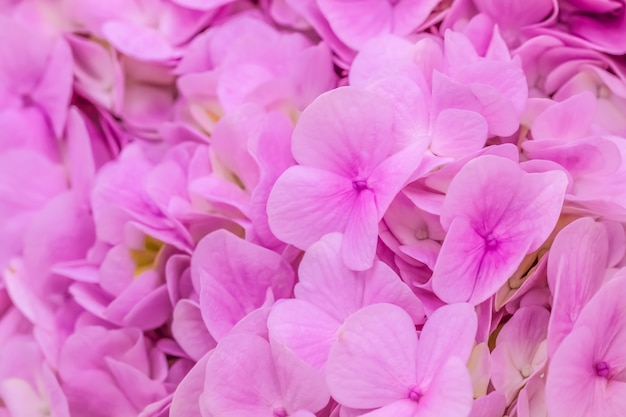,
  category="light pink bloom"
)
[432,155,567,304]
[326,303,476,417]
[268,86,426,270]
